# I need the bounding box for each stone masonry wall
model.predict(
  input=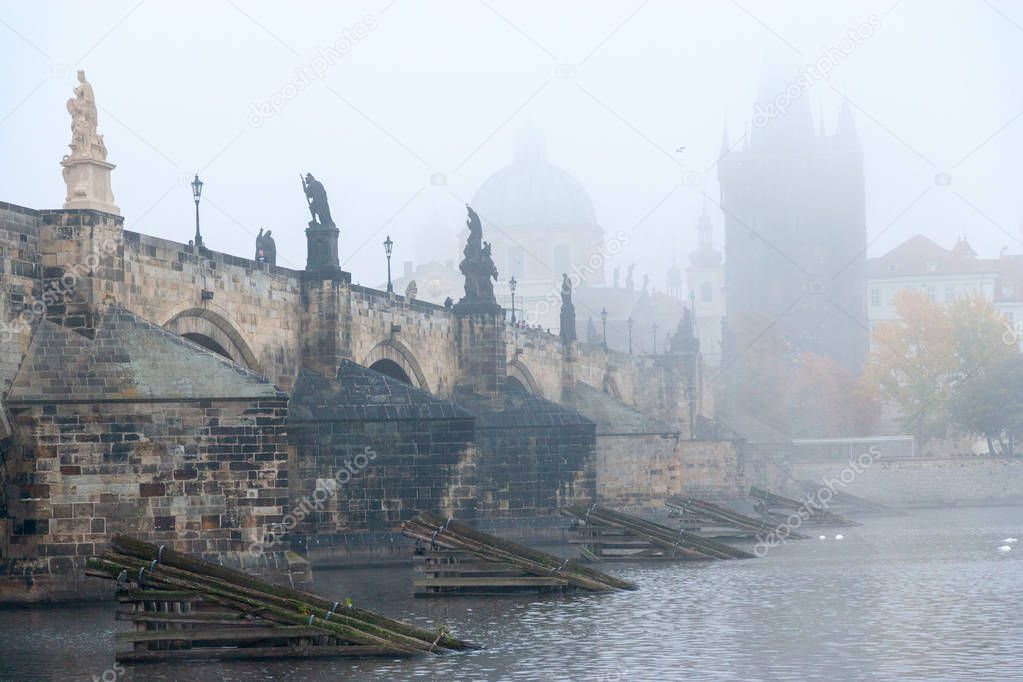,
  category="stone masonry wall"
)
[596,433,682,507]
[678,439,747,501]
[2,396,289,603]
[790,455,1023,507]
[0,204,42,397]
